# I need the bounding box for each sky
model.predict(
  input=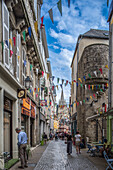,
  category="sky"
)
[41,0,109,105]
